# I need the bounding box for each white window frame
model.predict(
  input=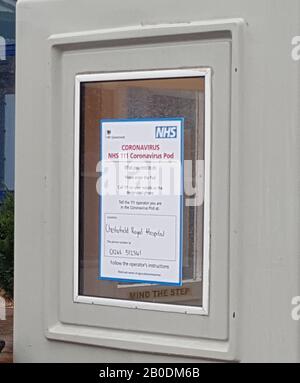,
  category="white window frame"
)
[73,68,211,315]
